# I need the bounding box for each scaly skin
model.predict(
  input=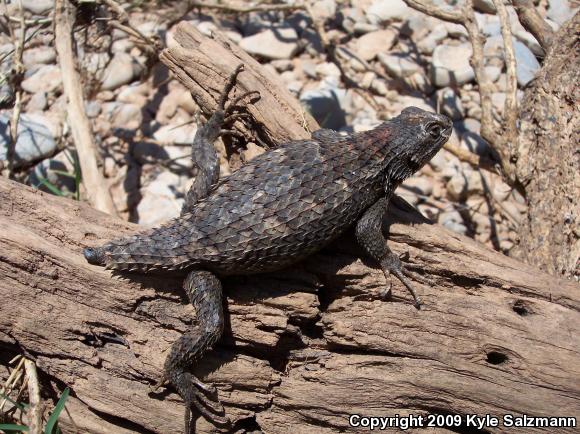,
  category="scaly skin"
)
[84,65,452,432]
